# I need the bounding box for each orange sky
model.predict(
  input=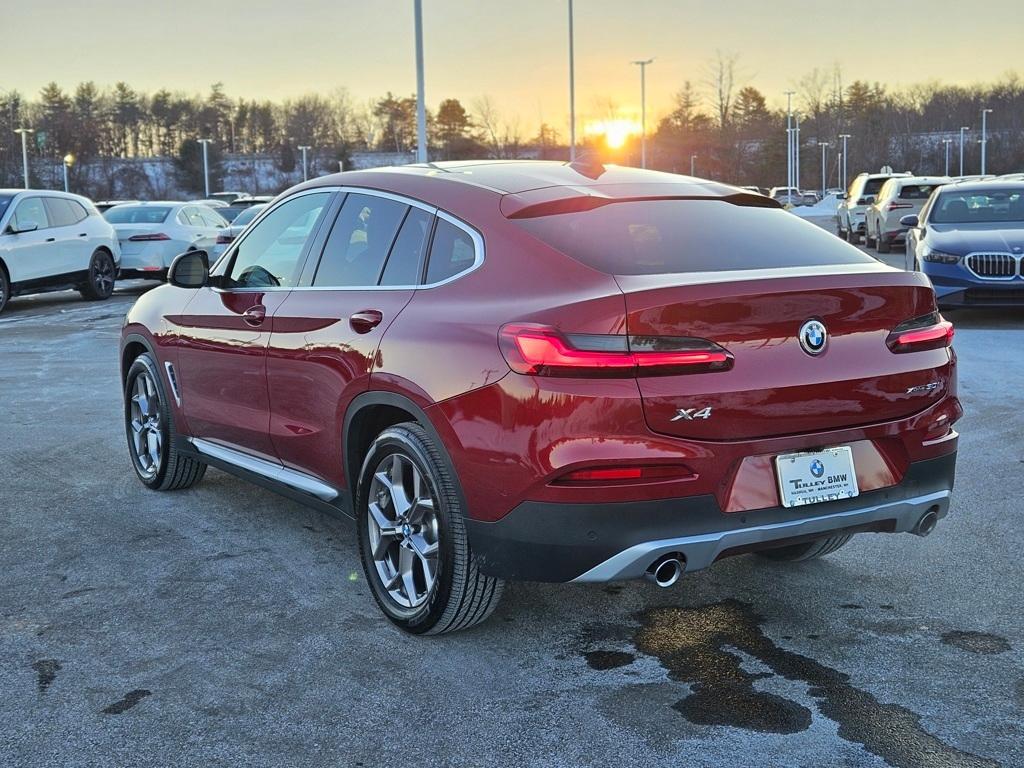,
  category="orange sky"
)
[6,0,1022,137]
